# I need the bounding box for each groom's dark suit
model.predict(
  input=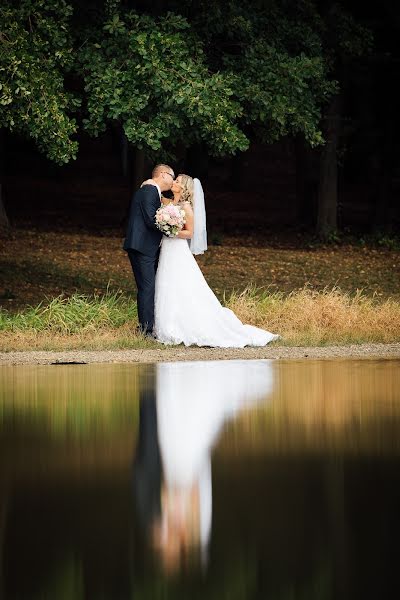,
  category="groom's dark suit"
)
[123,185,162,334]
